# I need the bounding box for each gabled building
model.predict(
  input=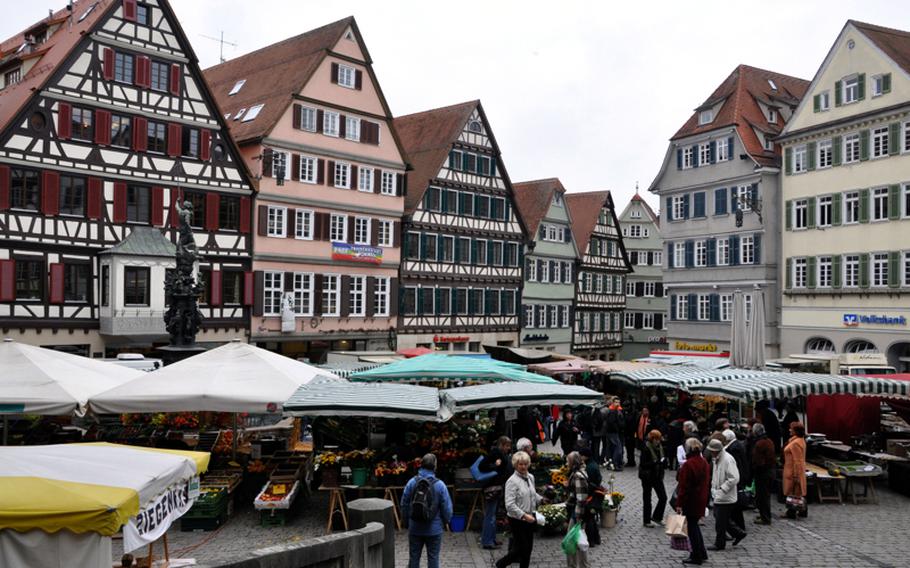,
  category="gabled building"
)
[512,178,579,354]
[649,65,809,358]
[0,0,255,357]
[618,192,668,358]
[566,191,631,360]
[778,21,910,369]
[204,17,407,363]
[393,101,526,353]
